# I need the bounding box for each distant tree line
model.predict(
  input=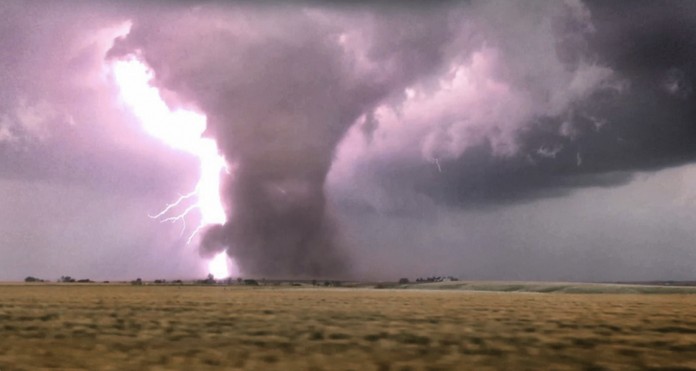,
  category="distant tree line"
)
[309,279,342,287]
[55,276,93,283]
[415,276,459,283]
[24,275,107,283]
[39,275,353,287]
[27,274,458,286]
